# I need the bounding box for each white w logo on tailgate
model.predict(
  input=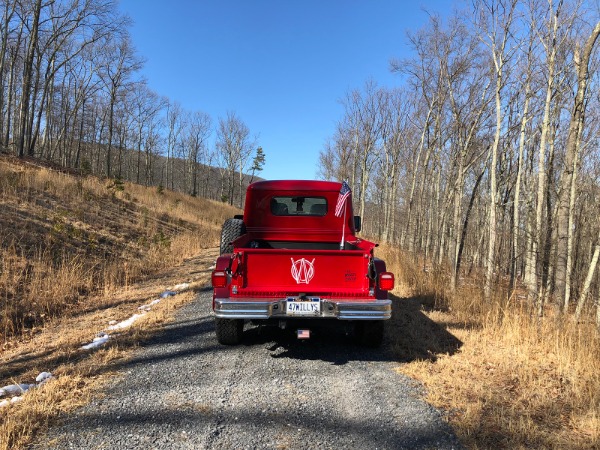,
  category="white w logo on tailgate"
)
[290,258,315,284]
